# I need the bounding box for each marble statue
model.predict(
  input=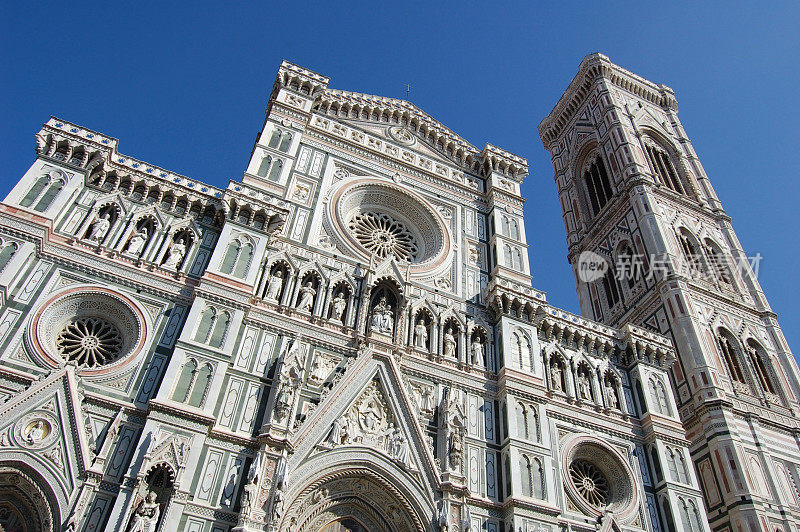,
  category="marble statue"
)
[578,372,592,400]
[163,238,186,271]
[127,228,148,256]
[551,362,563,392]
[372,297,393,334]
[87,211,111,242]
[443,328,456,358]
[331,291,347,323]
[266,270,284,302]
[297,280,316,313]
[606,381,619,409]
[414,319,428,349]
[471,337,485,367]
[128,491,160,532]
